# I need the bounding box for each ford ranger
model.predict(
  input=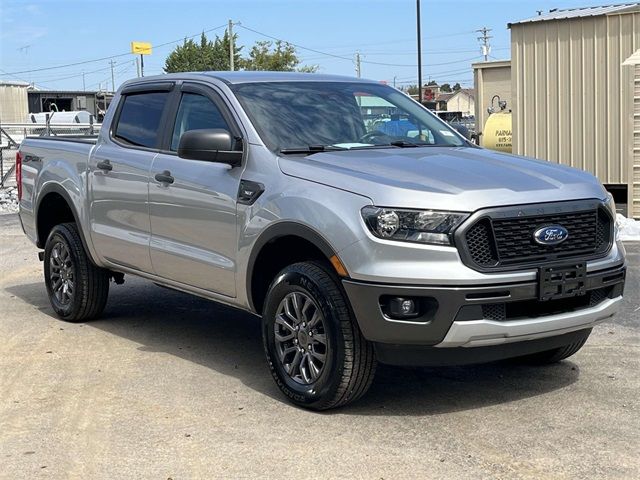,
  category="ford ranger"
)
[17,72,626,410]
